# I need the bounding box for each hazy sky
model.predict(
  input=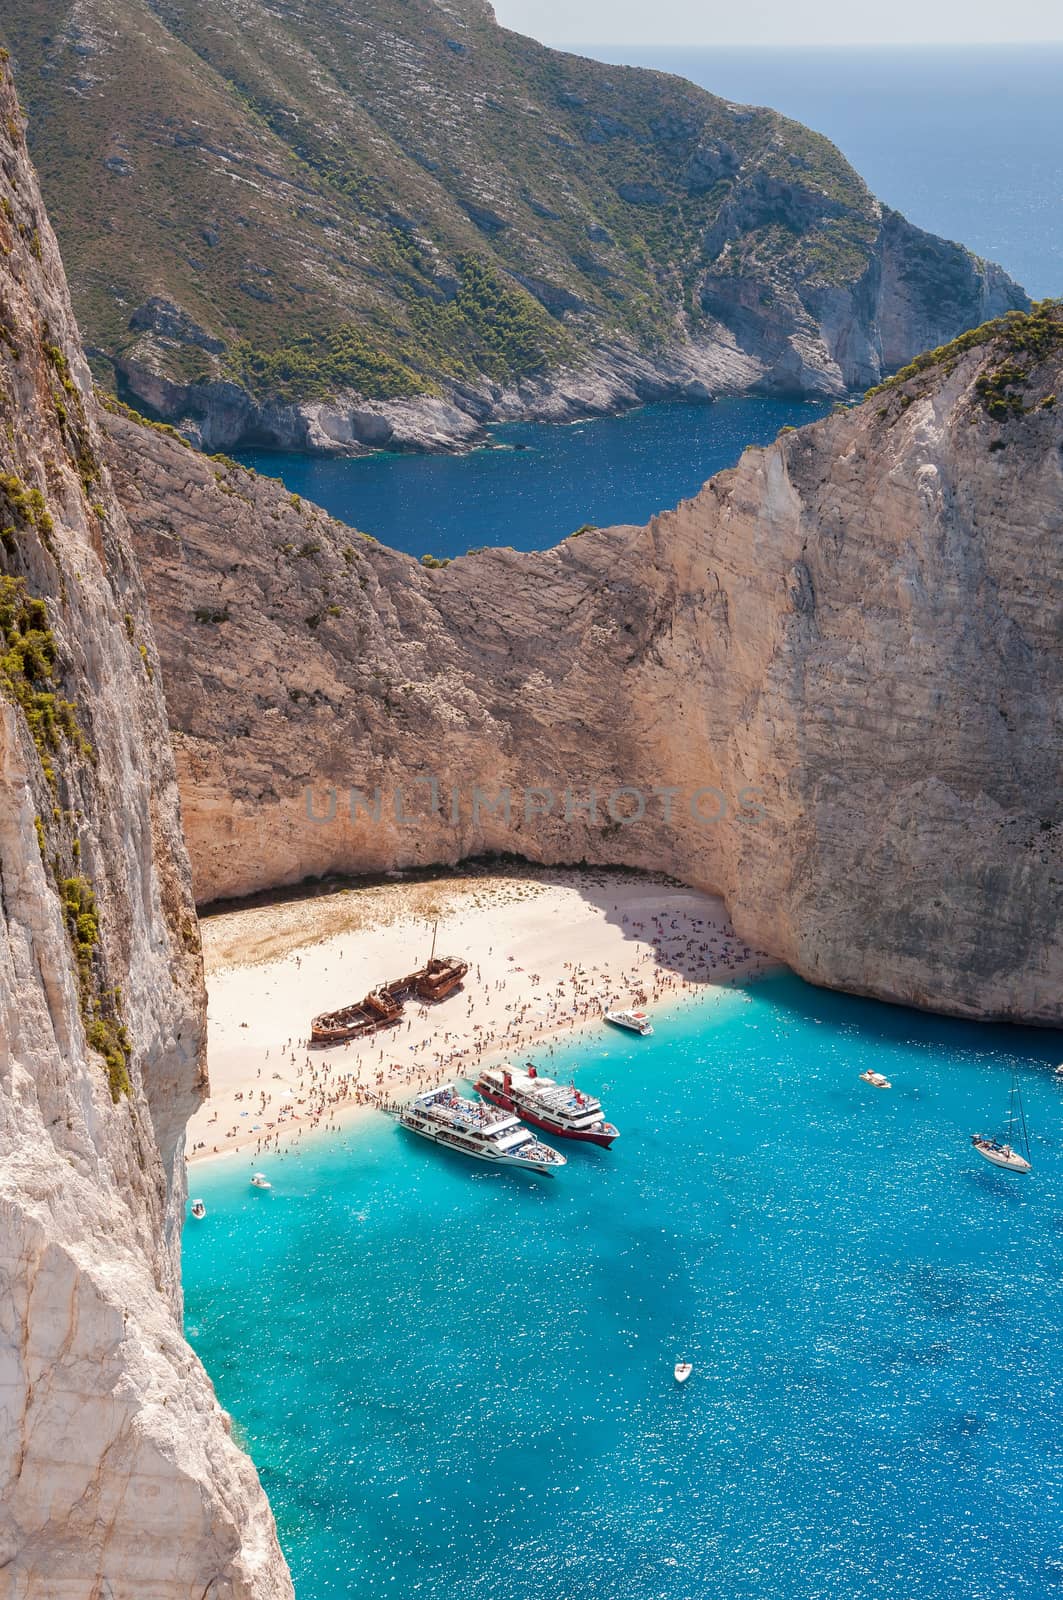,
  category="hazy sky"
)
[492,0,1063,47]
